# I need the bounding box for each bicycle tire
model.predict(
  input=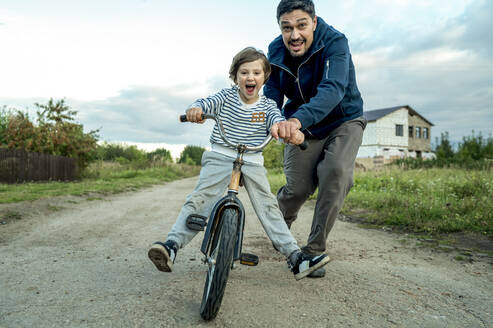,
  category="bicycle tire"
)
[200,208,238,320]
